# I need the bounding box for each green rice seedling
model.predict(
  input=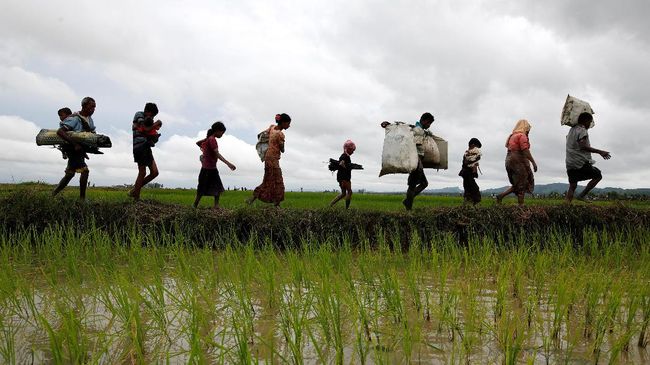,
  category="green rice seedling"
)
[456,278,485,364]
[0,319,17,365]
[277,284,312,365]
[38,312,64,364]
[255,242,281,310]
[309,247,347,364]
[639,290,650,348]
[582,276,605,340]
[57,303,90,364]
[440,286,460,343]
[347,271,373,343]
[230,310,254,364]
[493,307,527,365]
[96,273,147,363]
[378,268,404,325]
[493,265,508,324]
[399,314,423,363]
[404,260,423,315]
[608,283,640,361]
[590,280,620,363]
[184,294,212,364]
[549,271,572,343]
[353,322,371,365]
